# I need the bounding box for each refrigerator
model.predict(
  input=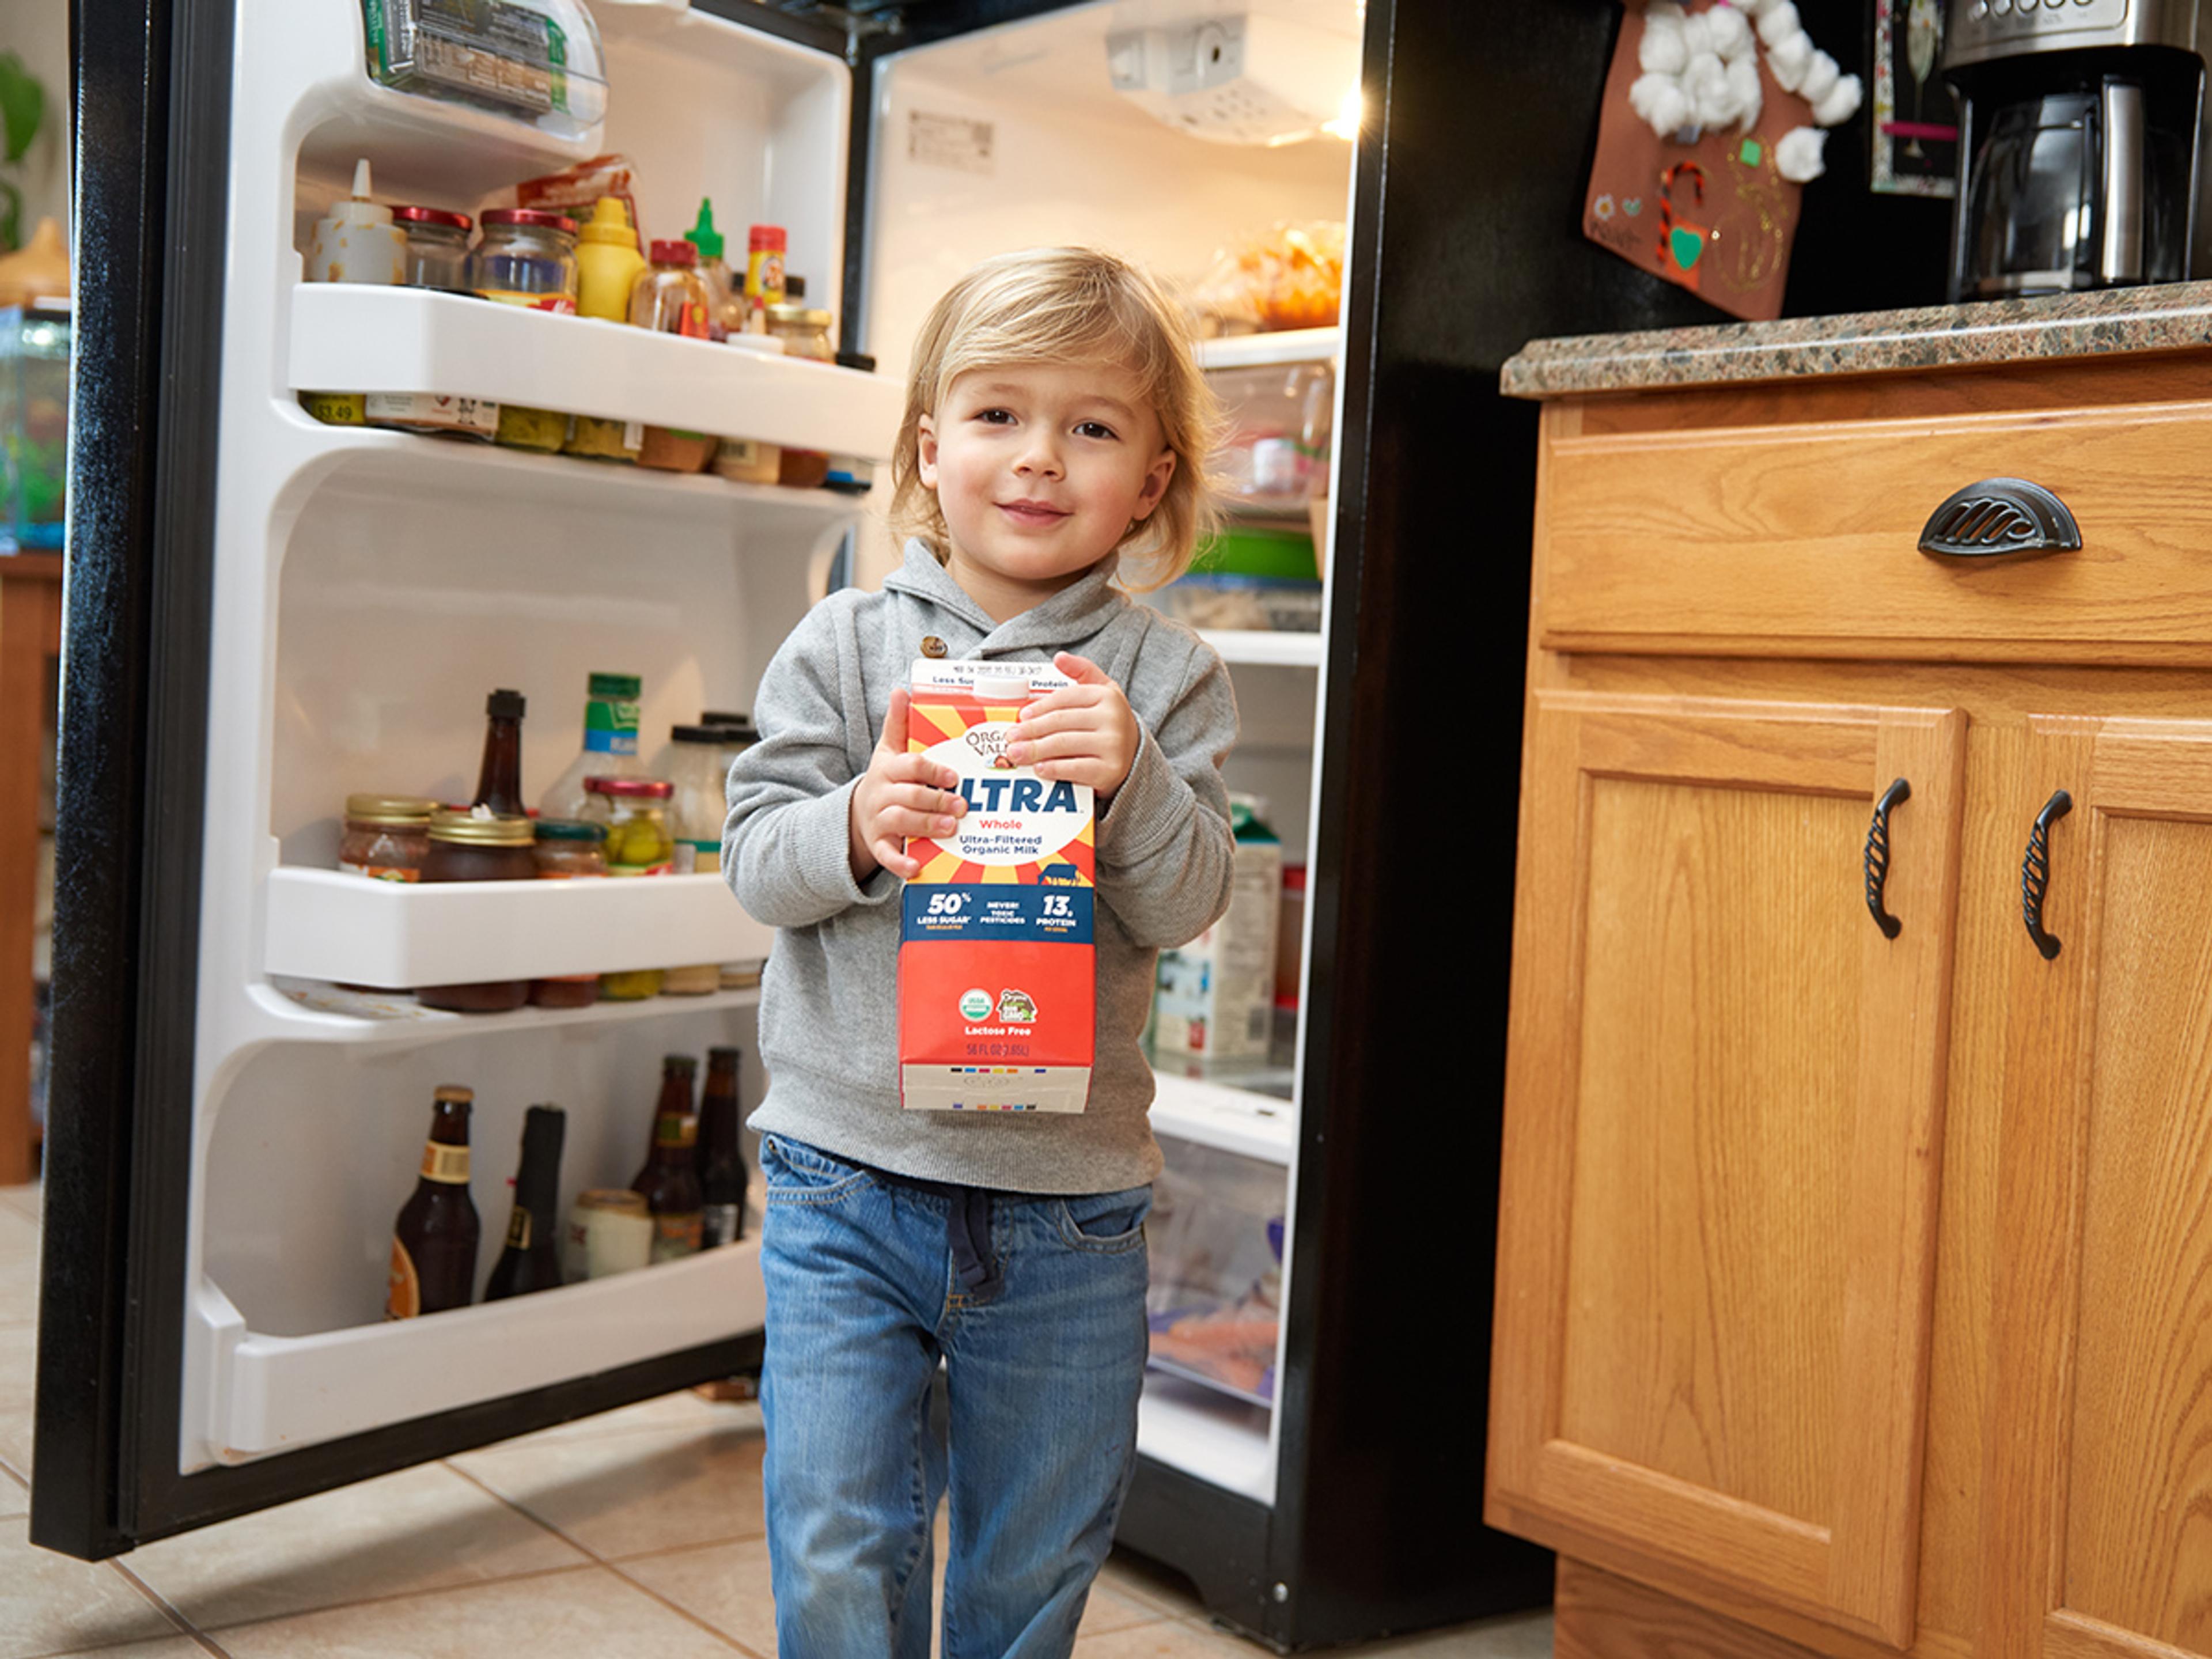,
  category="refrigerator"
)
[37,0,1559,1646]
